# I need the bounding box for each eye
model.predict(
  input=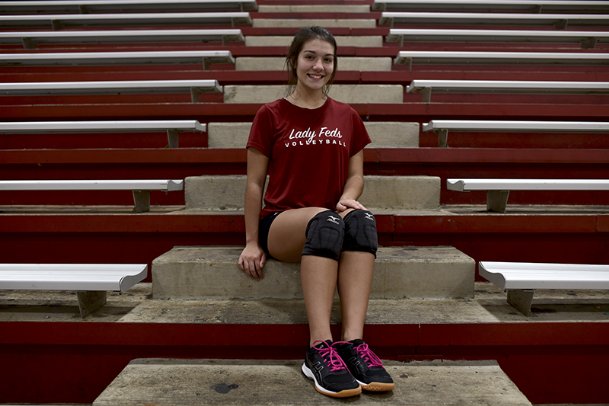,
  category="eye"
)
[324,57,334,64]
